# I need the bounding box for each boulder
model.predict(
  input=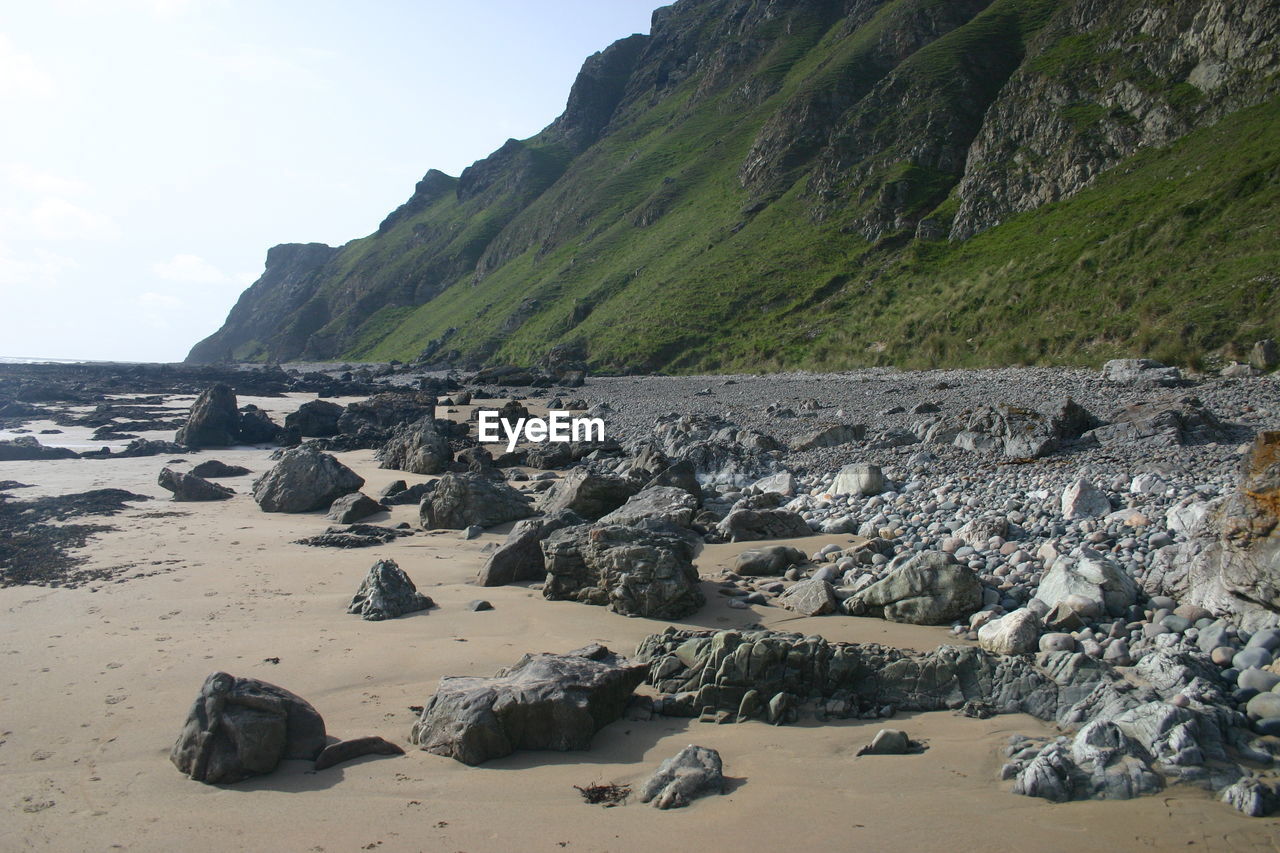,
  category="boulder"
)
[237,407,282,444]
[540,467,639,520]
[408,644,647,765]
[420,472,533,529]
[326,492,385,524]
[1061,479,1110,520]
[843,551,982,624]
[1221,777,1279,817]
[978,609,1042,655]
[1036,550,1138,617]
[792,424,865,451]
[475,509,585,587]
[640,745,726,809]
[644,460,703,504]
[1250,339,1279,373]
[376,416,452,475]
[542,523,704,619]
[598,487,697,528]
[1086,396,1227,447]
[252,447,365,513]
[715,508,811,542]
[157,467,234,502]
[0,436,78,461]
[190,460,251,478]
[830,463,884,496]
[1100,358,1182,385]
[778,578,837,616]
[176,384,241,448]
[733,545,806,576]
[858,729,910,756]
[285,399,344,437]
[347,558,433,620]
[170,672,327,784]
